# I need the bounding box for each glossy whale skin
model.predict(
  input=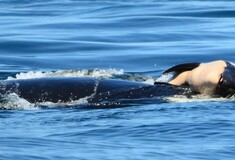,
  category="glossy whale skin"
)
[0,77,190,103]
